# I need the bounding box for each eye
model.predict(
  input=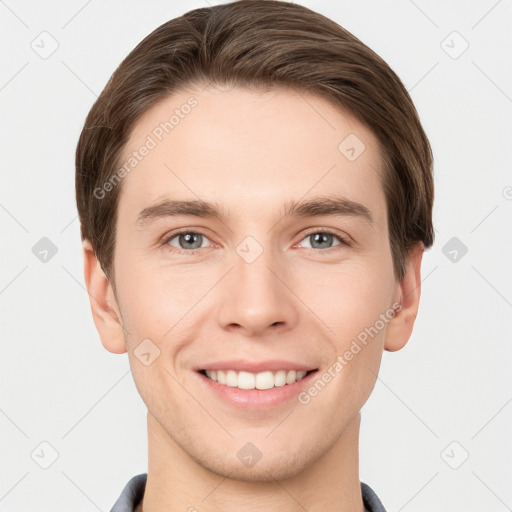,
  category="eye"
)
[161,228,350,255]
[163,230,212,253]
[298,229,349,251]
